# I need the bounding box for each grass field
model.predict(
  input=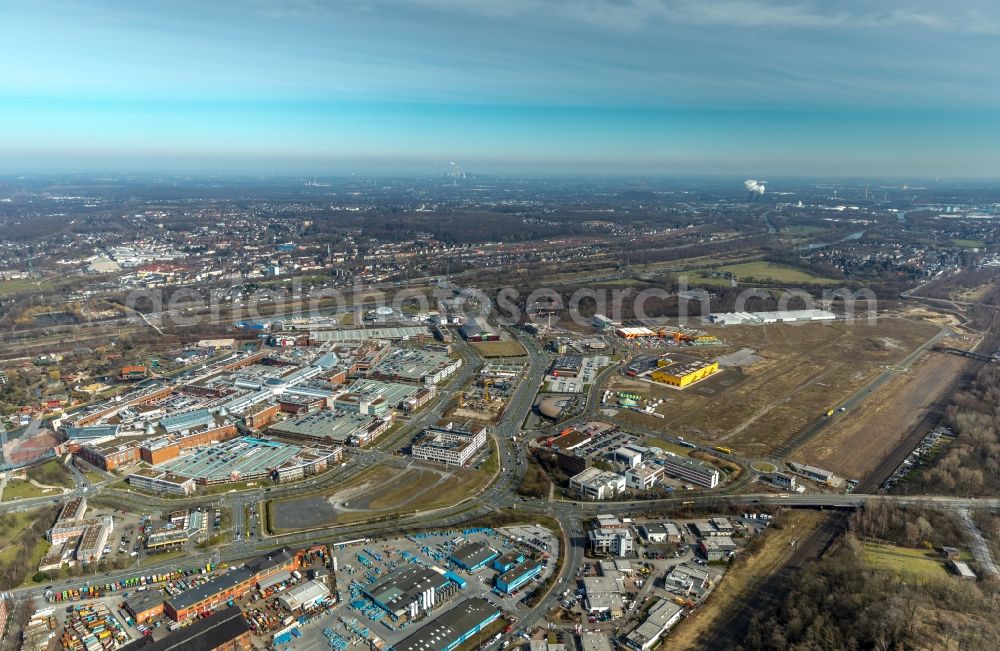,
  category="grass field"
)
[862,542,949,581]
[470,340,527,358]
[642,437,695,457]
[0,278,52,298]
[0,510,45,555]
[27,459,75,488]
[952,239,985,248]
[0,507,55,588]
[686,261,840,286]
[1,479,58,501]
